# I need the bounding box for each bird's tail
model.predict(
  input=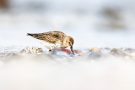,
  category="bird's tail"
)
[27,33,32,36]
[27,33,39,38]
